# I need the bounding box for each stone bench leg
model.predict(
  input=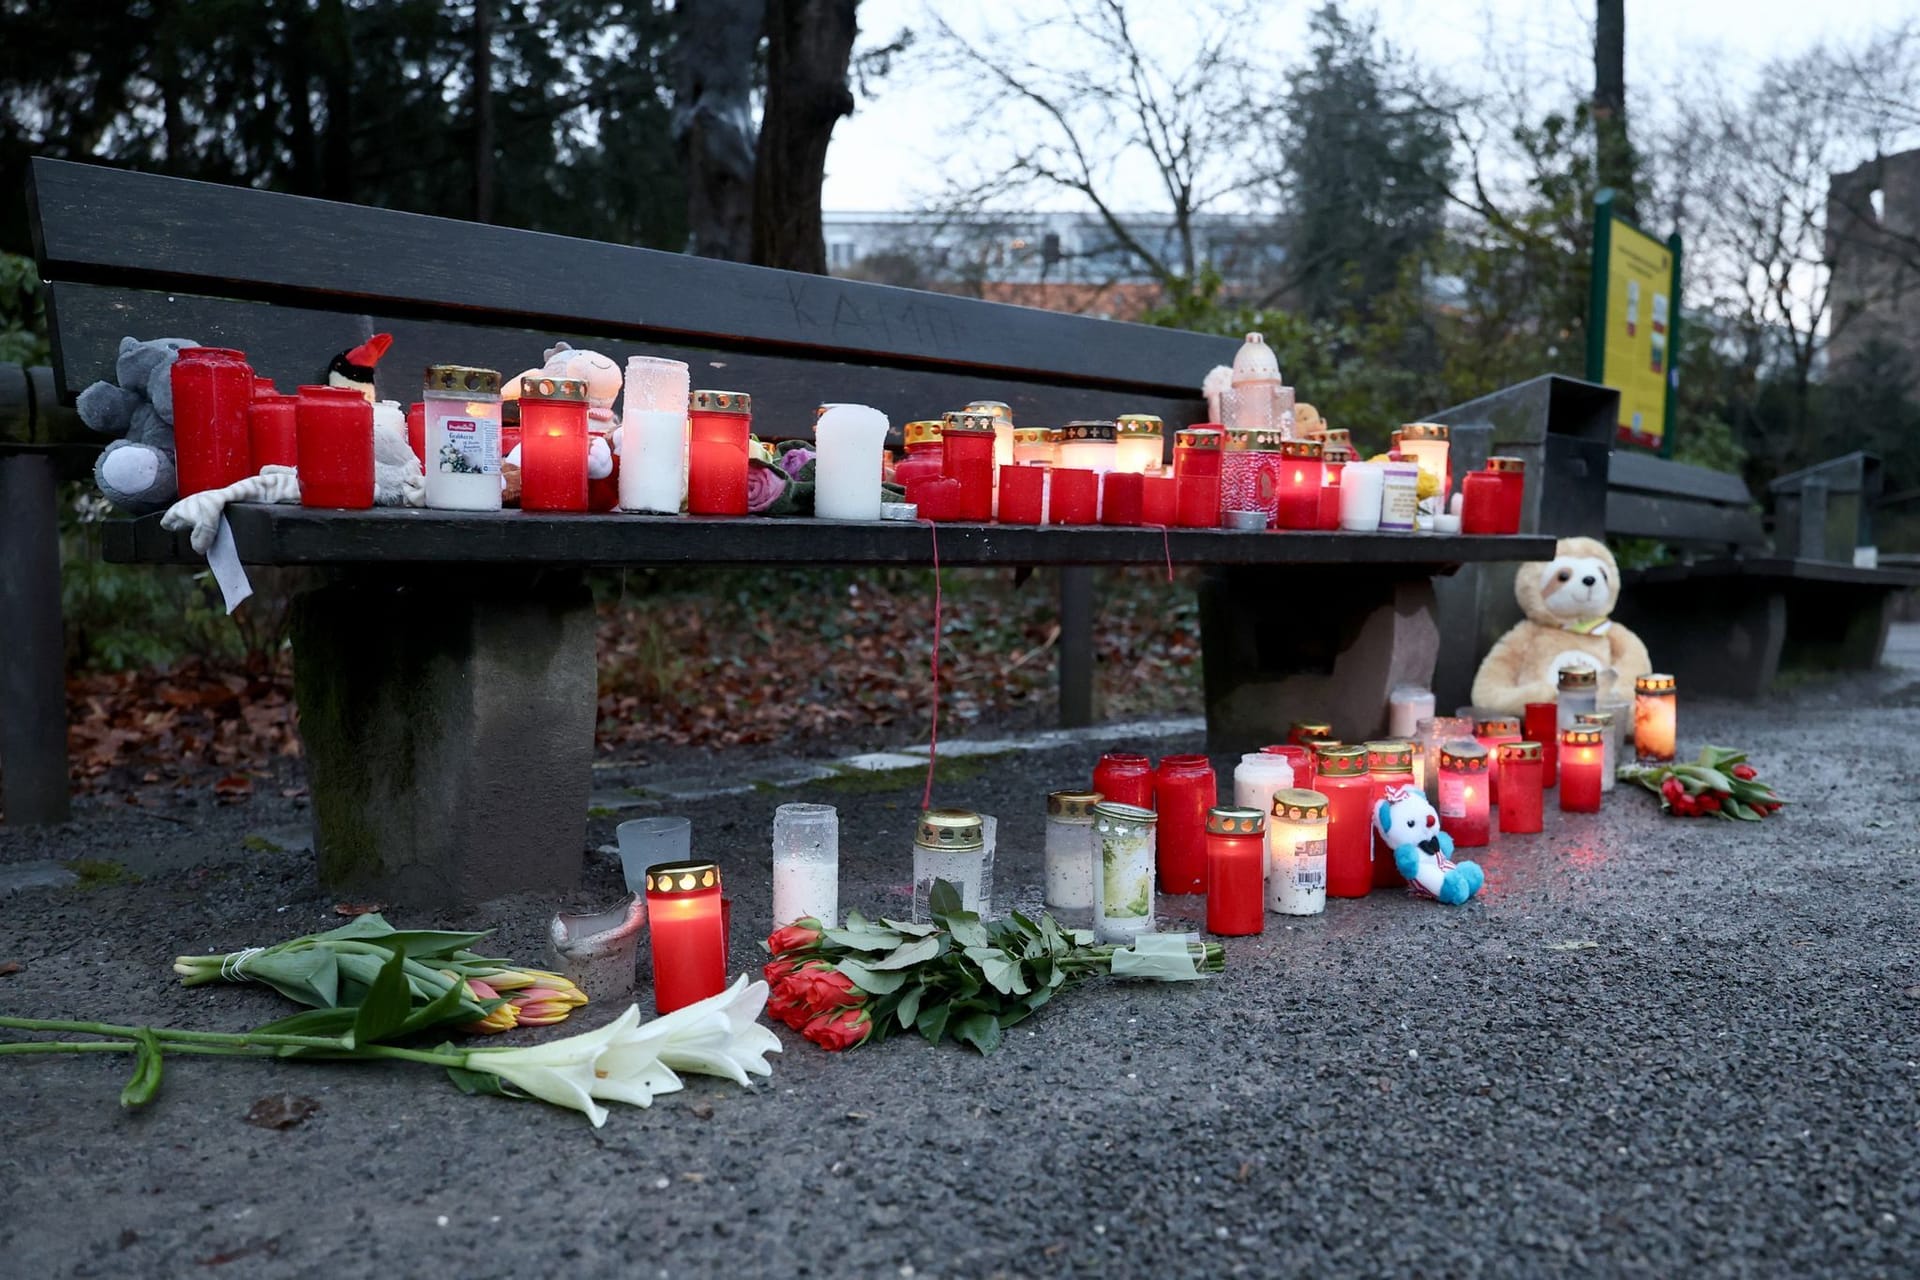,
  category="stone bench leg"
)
[291,568,595,905]
[1612,579,1786,700]
[1779,580,1897,672]
[1198,567,1440,754]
